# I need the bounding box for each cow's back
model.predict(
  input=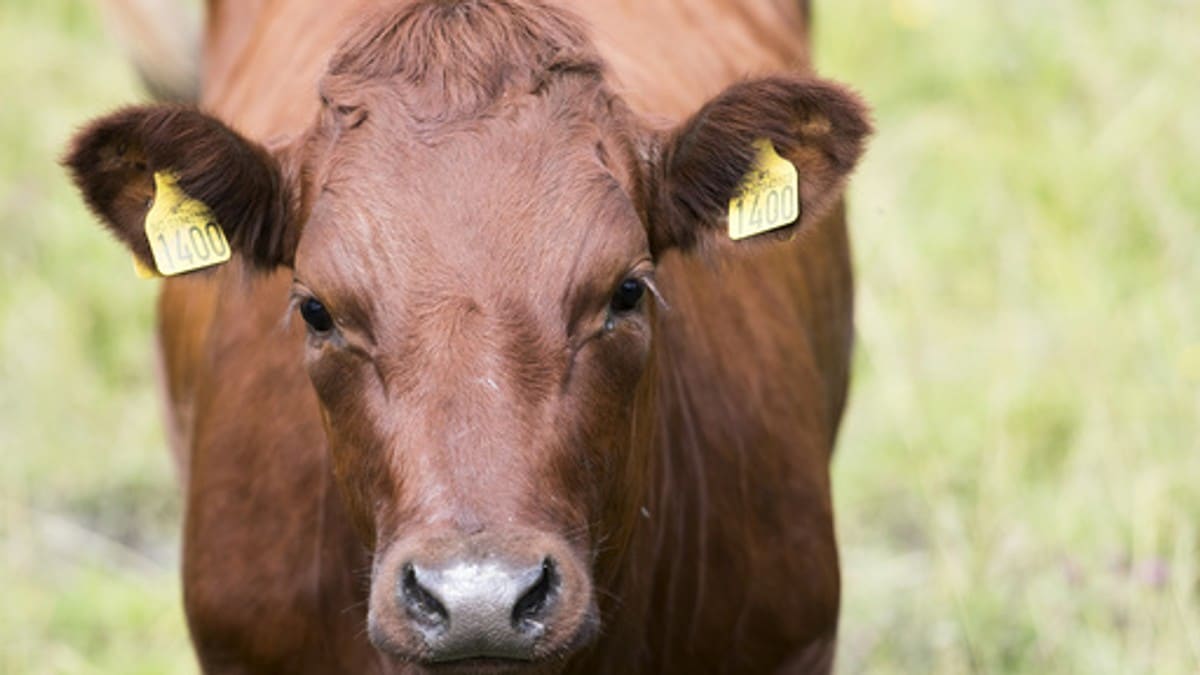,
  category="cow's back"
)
[164,1,849,671]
